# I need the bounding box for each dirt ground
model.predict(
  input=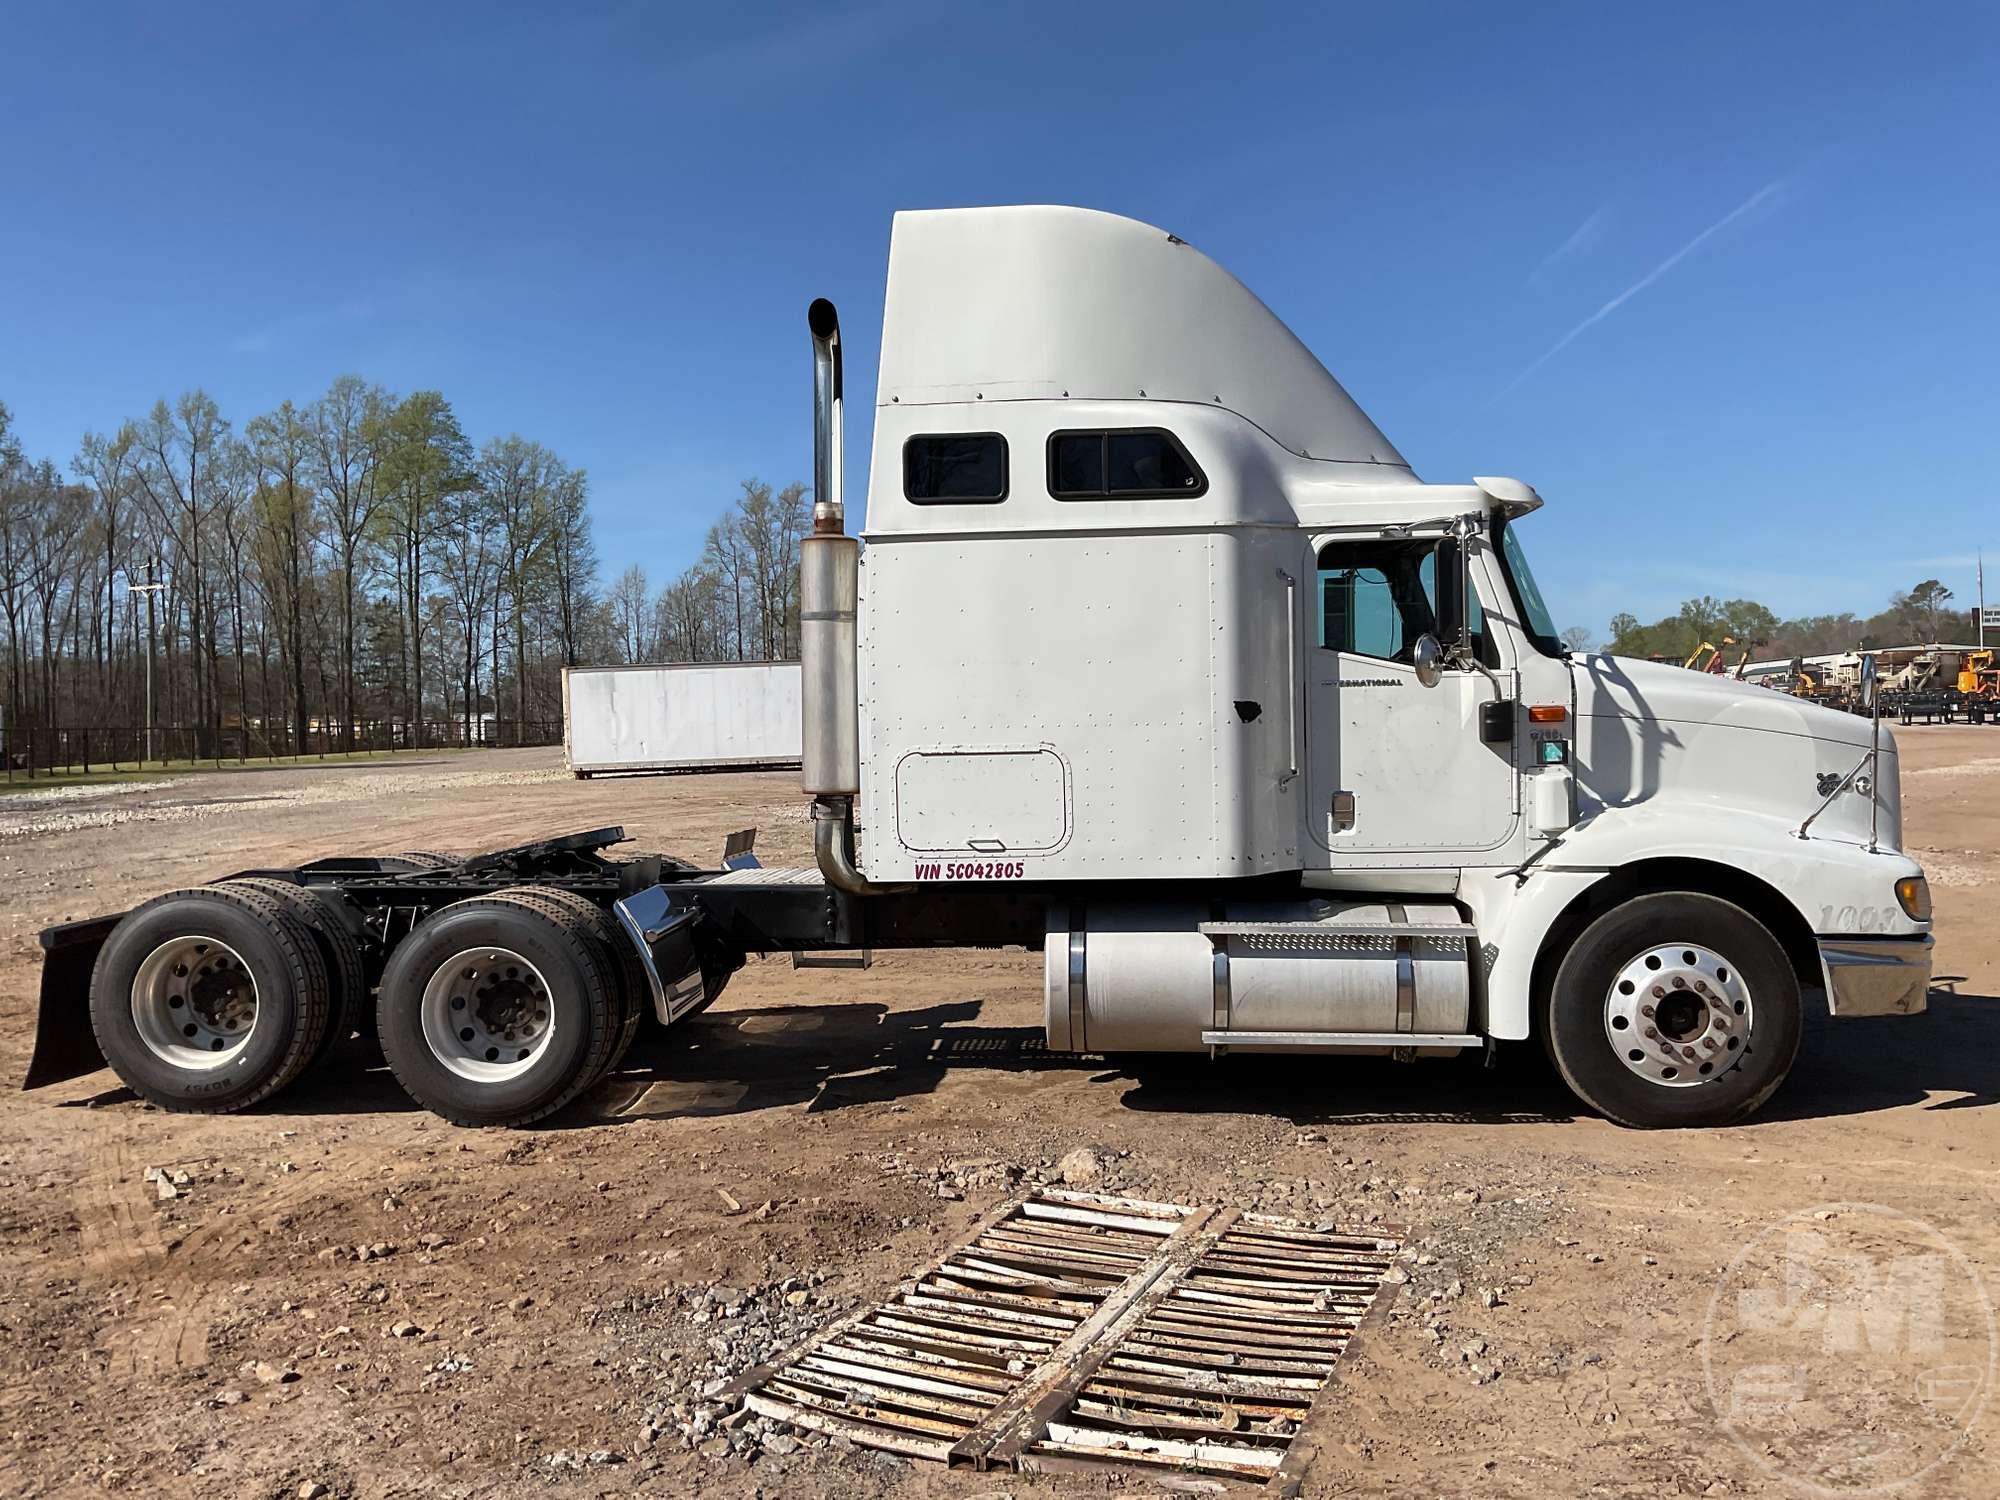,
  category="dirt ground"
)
[0,734,1995,1499]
